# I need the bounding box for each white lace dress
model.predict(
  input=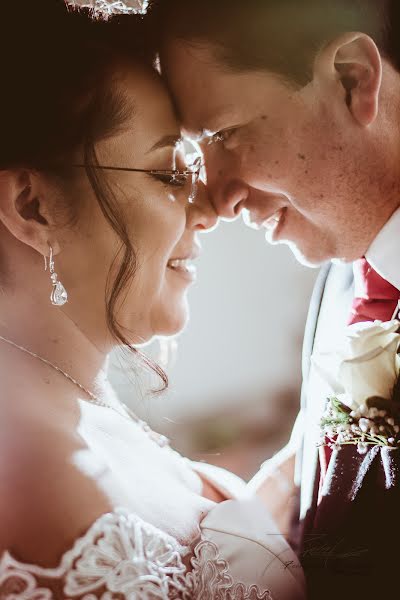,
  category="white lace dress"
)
[0,404,305,600]
[0,491,304,599]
